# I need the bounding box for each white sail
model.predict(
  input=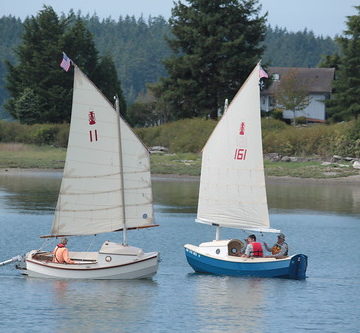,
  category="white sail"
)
[51,67,153,236]
[197,64,277,232]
